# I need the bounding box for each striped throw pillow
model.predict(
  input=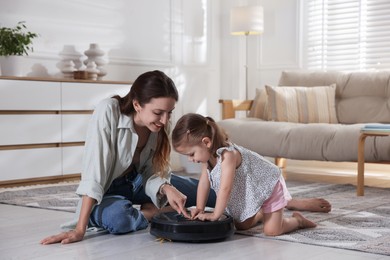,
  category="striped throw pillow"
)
[265,84,338,123]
